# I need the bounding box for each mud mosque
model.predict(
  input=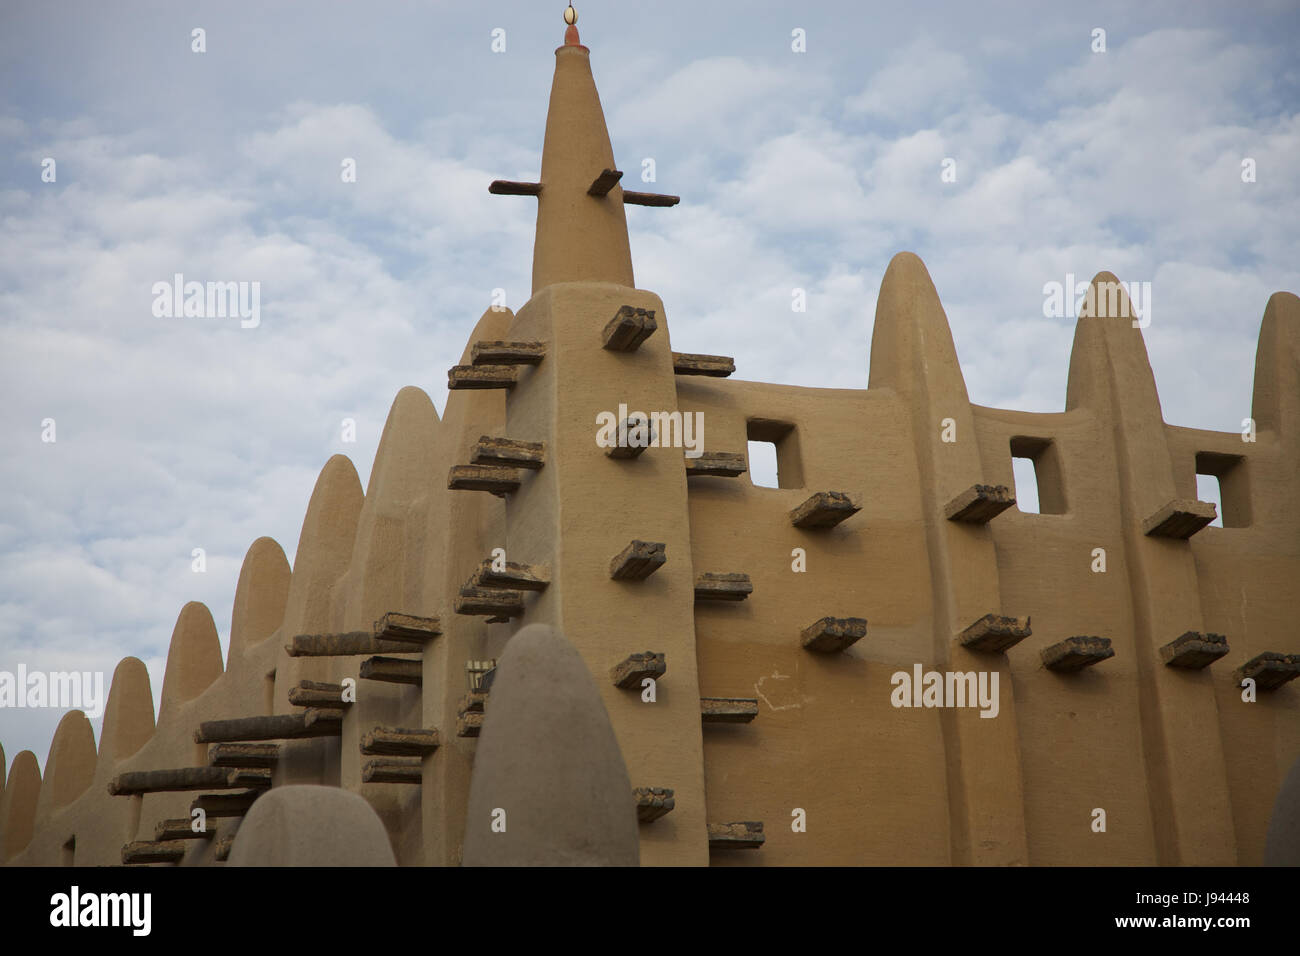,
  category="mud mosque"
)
[3,8,1298,866]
